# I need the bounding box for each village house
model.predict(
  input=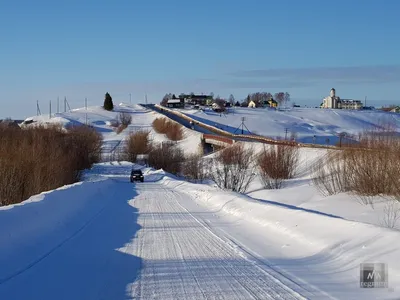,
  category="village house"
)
[166,98,184,108]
